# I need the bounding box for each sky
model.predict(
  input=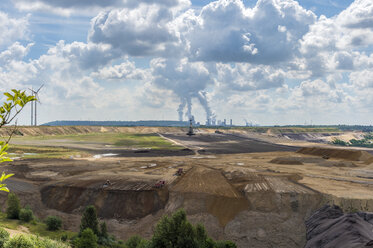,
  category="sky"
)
[1,0,373,126]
